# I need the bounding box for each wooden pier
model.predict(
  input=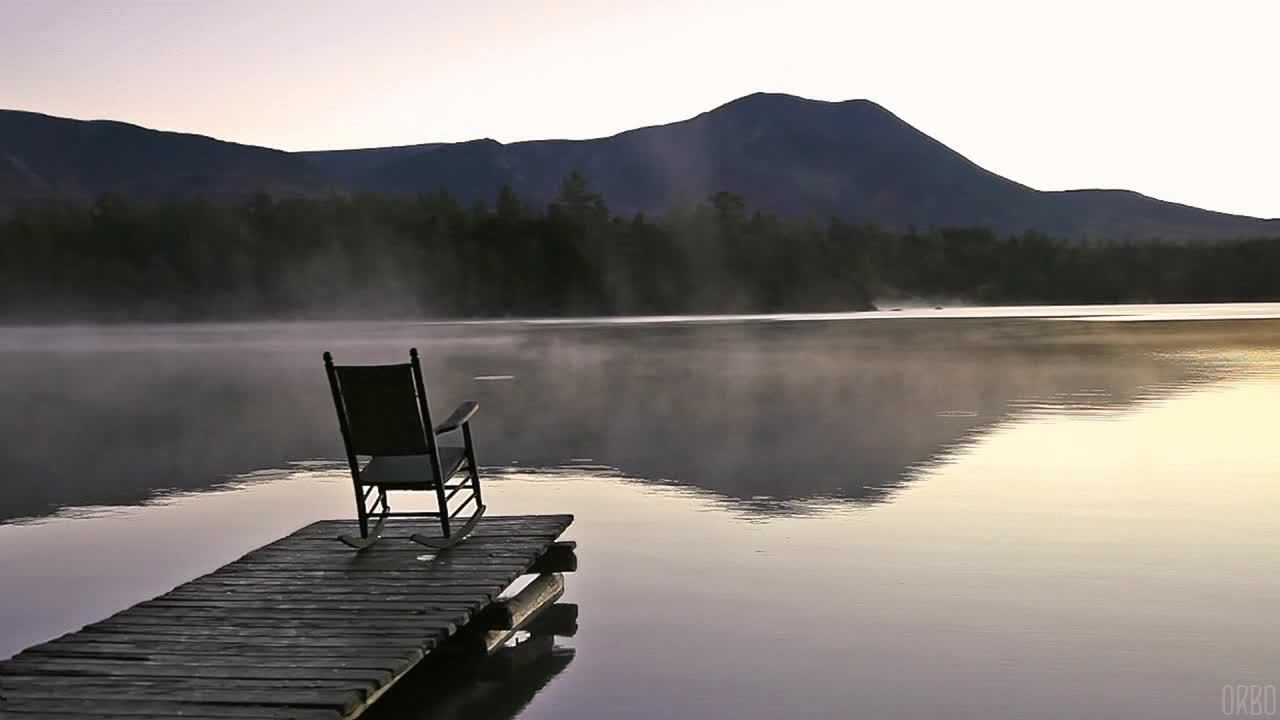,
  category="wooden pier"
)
[0,514,575,720]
